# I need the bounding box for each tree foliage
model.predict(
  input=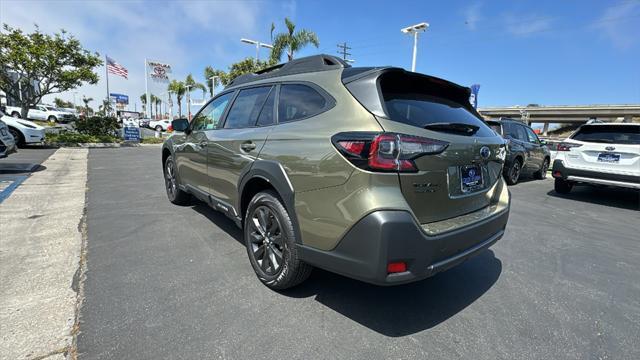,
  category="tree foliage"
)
[203,66,226,97]
[270,17,319,62]
[54,97,74,108]
[0,24,102,118]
